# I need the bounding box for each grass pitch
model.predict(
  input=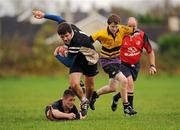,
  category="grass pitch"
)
[0,74,180,130]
